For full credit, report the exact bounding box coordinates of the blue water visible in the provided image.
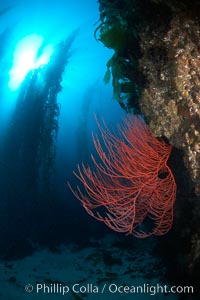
[0,1,196,299]
[0,0,123,266]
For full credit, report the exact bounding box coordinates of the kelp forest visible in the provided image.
[0,30,77,257]
[0,1,200,299]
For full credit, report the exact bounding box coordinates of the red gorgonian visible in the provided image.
[69,115,176,237]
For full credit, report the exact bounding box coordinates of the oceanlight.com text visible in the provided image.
[24,282,194,296]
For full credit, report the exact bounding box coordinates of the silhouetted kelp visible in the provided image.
[0,32,77,258]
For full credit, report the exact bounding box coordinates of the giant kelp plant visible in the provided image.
[96,0,200,295]
[0,33,76,258]
[5,34,75,193]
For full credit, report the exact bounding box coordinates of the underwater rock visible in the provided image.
[139,15,200,197]
[96,0,200,294]
[97,0,200,196]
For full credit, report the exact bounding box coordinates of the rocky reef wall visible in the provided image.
[96,0,200,294]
